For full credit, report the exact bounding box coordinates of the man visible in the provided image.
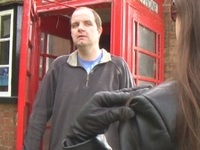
[22,7,134,150]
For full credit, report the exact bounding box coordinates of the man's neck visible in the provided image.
[77,47,101,61]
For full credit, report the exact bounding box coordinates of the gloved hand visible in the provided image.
[63,85,152,147]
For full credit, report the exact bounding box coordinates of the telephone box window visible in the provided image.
[138,80,155,86]
[139,53,155,78]
[40,33,72,78]
[0,9,13,96]
[139,25,156,53]
[133,19,162,86]
[46,57,54,72]
[48,34,71,56]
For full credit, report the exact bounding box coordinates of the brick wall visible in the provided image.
[0,104,17,150]
[163,0,177,79]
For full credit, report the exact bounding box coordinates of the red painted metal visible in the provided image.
[40,15,71,38]
[36,0,112,16]
[29,2,41,113]
[17,0,41,149]
[16,0,31,149]
[110,0,126,57]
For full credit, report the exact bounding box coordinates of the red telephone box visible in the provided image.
[17,0,164,149]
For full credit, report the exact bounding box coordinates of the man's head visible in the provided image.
[70,7,103,48]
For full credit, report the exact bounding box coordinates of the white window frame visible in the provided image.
[0,9,14,97]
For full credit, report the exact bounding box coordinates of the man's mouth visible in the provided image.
[77,35,86,38]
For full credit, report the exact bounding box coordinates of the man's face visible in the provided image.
[70,8,102,48]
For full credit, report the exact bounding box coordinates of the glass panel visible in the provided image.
[0,41,9,64]
[0,14,11,38]
[138,80,155,87]
[25,76,30,102]
[29,21,33,40]
[134,21,137,46]
[46,57,54,72]
[39,56,43,78]
[139,53,155,78]
[132,50,136,75]
[158,34,160,55]
[40,33,45,53]
[27,47,31,71]
[48,35,71,56]
[158,59,160,80]
[0,67,9,91]
[139,25,156,53]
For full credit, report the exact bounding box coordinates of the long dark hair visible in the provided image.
[174,0,200,149]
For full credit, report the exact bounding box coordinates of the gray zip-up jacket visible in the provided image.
[22,49,134,150]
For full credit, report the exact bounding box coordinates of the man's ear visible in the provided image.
[98,27,103,35]
[98,27,103,39]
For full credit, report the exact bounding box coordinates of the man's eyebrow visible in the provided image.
[71,19,93,25]
[71,21,79,25]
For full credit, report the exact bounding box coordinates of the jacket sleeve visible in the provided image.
[63,135,112,150]
[22,62,57,150]
[119,81,177,150]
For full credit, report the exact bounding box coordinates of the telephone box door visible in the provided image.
[17,0,40,149]
[125,0,164,85]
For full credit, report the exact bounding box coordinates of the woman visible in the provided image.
[62,0,200,149]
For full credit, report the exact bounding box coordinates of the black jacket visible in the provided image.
[64,81,178,150]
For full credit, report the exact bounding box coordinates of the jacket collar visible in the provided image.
[67,49,111,66]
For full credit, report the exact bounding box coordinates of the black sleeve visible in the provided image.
[62,135,112,150]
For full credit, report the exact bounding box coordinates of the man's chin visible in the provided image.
[76,42,88,47]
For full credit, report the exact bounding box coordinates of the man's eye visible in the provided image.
[85,22,92,26]
[72,24,78,28]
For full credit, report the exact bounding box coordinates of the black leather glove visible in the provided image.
[63,85,152,148]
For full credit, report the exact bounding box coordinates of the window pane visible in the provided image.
[40,33,45,53]
[132,50,136,75]
[134,21,138,46]
[139,53,155,78]
[0,67,9,91]
[0,41,9,64]
[139,25,156,53]
[0,10,13,96]
[39,56,44,78]
[48,35,71,56]
[138,80,155,87]
[0,15,11,38]
[27,47,31,71]
[46,57,54,72]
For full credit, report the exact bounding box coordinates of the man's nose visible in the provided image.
[78,23,85,31]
